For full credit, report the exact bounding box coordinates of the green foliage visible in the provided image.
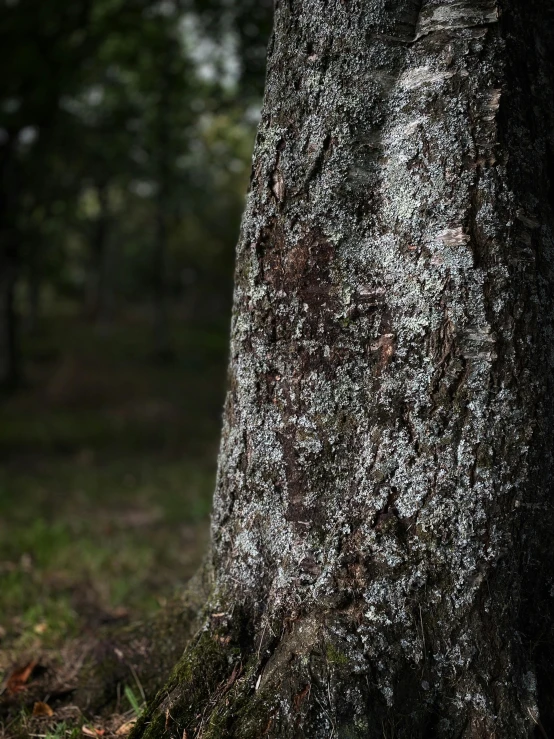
[44,722,82,739]
[1,0,272,348]
[125,685,143,716]
[325,642,350,666]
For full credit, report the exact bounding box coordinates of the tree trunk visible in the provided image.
[85,183,114,325]
[152,47,172,361]
[0,247,18,392]
[152,193,171,359]
[25,269,40,335]
[24,243,43,335]
[132,1,554,737]
[0,135,20,392]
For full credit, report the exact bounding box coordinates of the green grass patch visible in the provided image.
[0,308,225,671]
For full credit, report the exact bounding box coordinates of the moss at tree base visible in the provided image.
[130,598,546,739]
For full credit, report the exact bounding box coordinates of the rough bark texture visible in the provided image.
[133,1,554,737]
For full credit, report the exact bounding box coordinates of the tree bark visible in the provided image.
[133,1,554,737]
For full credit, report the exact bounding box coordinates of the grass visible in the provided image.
[0,458,213,651]
[44,722,82,739]
[0,307,228,710]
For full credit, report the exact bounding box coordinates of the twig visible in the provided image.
[257,622,267,660]
[527,706,549,739]
[419,605,426,661]
[129,662,146,703]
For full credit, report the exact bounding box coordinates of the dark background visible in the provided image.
[0,0,272,675]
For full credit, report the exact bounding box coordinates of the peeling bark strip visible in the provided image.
[133,1,554,737]
[414,1,499,40]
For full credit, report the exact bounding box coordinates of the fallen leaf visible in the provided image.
[111,606,129,619]
[116,719,137,735]
[82,728,105,737]
[33,701,54,718]
[6,659,38,694]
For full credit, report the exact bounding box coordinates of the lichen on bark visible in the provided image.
[132,0,554,736]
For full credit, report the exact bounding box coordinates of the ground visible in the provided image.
[0,306,227,738]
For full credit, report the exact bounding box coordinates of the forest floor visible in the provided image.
[0,307,228,738]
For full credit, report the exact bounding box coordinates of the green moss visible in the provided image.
[132,615,247,739]
[325,642,350,666]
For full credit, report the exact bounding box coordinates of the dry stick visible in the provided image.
[129,662,146,703]
[527,706,550,739]
[257,622,268,660]
[419,605,426,662]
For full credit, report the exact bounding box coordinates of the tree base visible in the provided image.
[130,598,549,739]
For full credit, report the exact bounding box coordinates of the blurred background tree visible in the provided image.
[0,0,273,387]
[0,0,272,717]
